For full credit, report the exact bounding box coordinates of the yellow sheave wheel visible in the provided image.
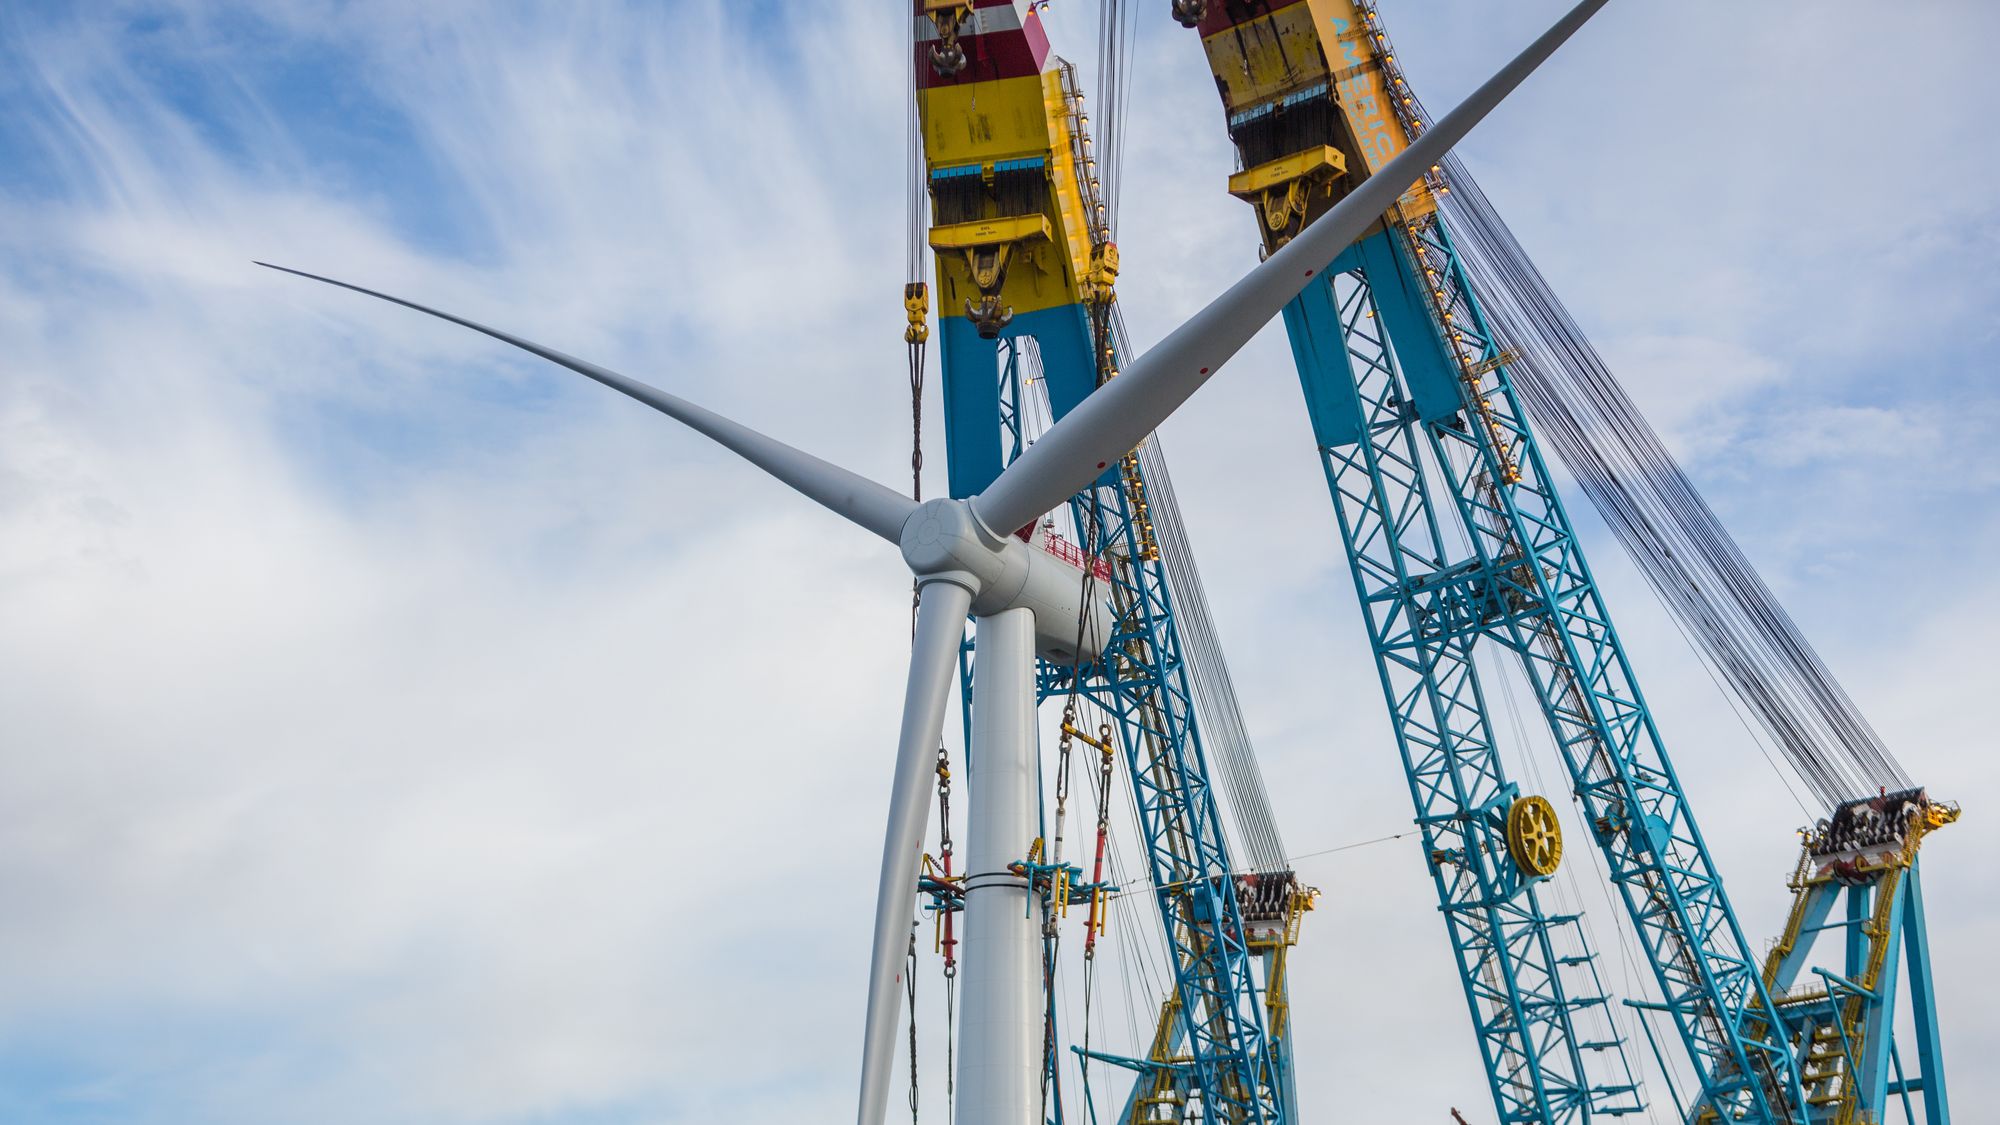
[1506,795,1564,878]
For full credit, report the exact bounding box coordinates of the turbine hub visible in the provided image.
[899,497,1113,666]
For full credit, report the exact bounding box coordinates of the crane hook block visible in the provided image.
[1084,241,1119,307]
[904,282,930,345]
[925,2,972,76]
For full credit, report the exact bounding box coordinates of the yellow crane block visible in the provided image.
[916,68,1095,330]
[1196,0,1436,241]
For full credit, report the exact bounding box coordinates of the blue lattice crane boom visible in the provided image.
[1172,1,1957,1122]
[1428,148,1958,1125]
[909,5,1288,1118]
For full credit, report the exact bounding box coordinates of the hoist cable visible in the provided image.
[1093,0,1134,234]
[904,6,928,629]
[1138,429,1288,871]
[1364,47,1909,811]
[904,25,925,286]
[1431,149,1910,808]
[1486,646,1664,1122]
[1089,296,1288,873]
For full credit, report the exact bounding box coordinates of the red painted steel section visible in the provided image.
[913,0,1049,90]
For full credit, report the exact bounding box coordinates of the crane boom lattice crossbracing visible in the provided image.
[1171,1,1956,1123]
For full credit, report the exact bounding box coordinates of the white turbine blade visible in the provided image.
[258,263,918,544]
[856,578,974,1125]
[970,0,1611,537]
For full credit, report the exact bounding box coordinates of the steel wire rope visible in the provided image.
[1453,484,1687,1122]
[1028,26,1301,1105]
[904,28,925,286]
[1104,299,1290,873]
[1024,356,1272,1016]
[1104,828,1417,902]
[1072,687,1124,1123]
[901,23,945,1117]
[1380,39,1841,1110]
[1428,150,1909,808]
[1387,57,1905,808]
[1093,0,1136,235]
[1450,233,1852,805]
[1035,373,1284,1117]
[1081,0,1288,874]
[907,923,921,1123]
[1140,431,1288,869]
[1082,689,1171,1016]
[1073,692,1173,1113]
[1043,903,1073,1122]
[1106,830,1167,1039]
[1021,329,1164,1122]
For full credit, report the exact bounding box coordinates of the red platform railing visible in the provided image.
[1038,532,1114,581]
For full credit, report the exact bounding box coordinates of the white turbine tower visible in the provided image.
[261,3,1609,1120]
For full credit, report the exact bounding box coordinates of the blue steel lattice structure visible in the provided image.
[1175,0,1969,1117]
[1402,214,1810,1121]
[939,303,1286,1124]
[1273,208,1814,1121]
[915,2,1952,1121]
[1748,789,1955,1124]
[1290,234,1645,1124]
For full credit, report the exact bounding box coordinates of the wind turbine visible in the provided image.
[259,2,1609,1121]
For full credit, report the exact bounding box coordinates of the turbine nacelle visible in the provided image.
[900,497,1114,666]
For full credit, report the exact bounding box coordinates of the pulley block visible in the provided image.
[1505,794,1563,878]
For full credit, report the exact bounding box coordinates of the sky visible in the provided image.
[1,1,1997,1122]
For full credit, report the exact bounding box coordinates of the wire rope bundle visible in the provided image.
[1430,151,1911,809]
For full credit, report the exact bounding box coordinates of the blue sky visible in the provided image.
[1,1,1996,1122]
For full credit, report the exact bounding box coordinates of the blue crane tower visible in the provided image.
[908,4,1309,1120]
[1175,1,1957,1123]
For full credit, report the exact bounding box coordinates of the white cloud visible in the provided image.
[1752,403,1946,470]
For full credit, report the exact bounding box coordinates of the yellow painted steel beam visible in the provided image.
[927,213,1054,251]
[1226,145,1347,201]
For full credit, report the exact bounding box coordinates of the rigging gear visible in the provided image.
[925,2,971,76]
[959,243,1017,338]
[935,747,960,976]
